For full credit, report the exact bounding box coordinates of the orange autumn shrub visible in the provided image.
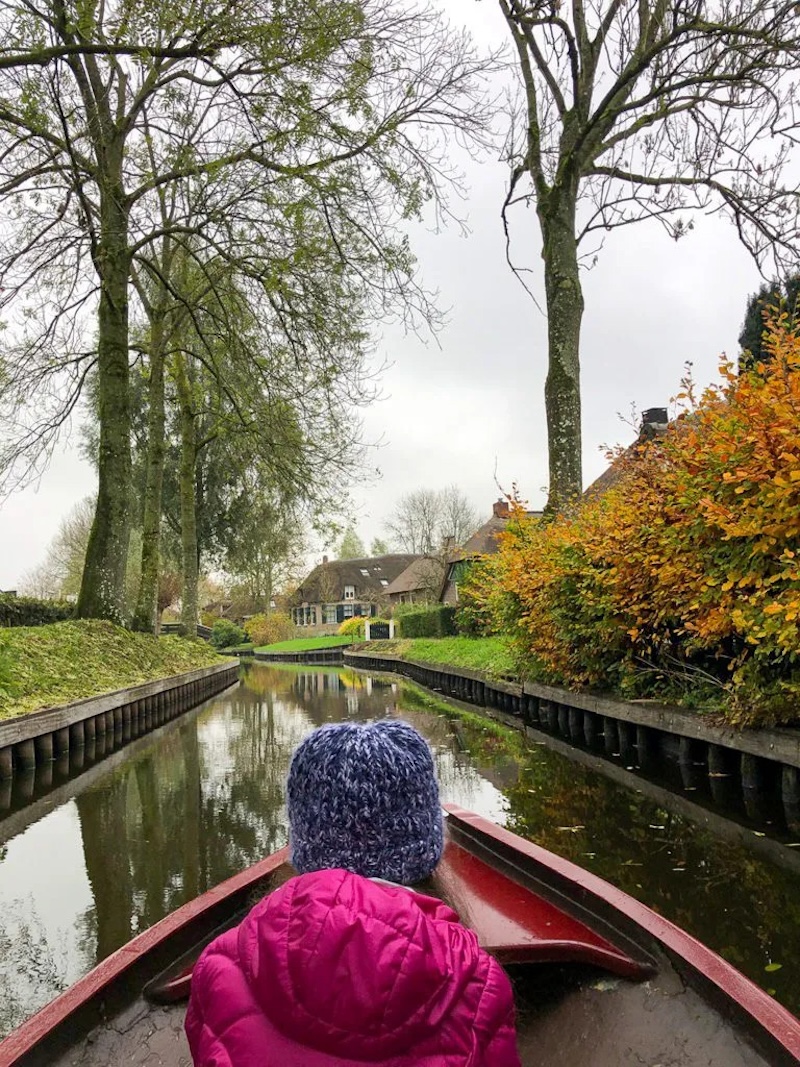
[244,612,294,647]
[480,317,800,726]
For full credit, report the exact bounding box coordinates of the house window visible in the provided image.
[380,579,388,587]
[360,568,370,577]
[324,605,337,625]
[344,585,355,600]
[343,604,354,618]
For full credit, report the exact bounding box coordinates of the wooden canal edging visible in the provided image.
[0,660,239,784]
[343,649,800,832]
[253,646,348,666]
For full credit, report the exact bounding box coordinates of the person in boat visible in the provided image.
[185,718,521,1066]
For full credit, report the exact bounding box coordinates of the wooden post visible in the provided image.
[15,738,36,770]
[0,746,13,779]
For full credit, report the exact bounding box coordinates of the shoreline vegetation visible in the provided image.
[255,635,354,653]
[0,620,227,722]
[220,635,355,655]
[362,637,517,680]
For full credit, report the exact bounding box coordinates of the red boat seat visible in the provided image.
[436,840,651,980]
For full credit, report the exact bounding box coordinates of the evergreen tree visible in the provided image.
[337,527,366,560]
[739,274,800,371]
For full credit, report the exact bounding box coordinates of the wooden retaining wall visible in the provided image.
[253,647,346,665]
[343,650,800,831]
[0,660,240,783]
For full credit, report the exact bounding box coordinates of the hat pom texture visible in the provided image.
[287,720,444,885]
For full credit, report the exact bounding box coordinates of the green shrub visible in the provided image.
[210,618,246,649]
[0,594,74,628]
[396,605,457,639]
[338,616,366,639]
[455,559,500,636]
[245,612,294,647]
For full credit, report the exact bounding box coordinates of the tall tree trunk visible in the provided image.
[540,190,584,513]
[77,169,132,622]
[174,354,198,637]
[132,315,167,633]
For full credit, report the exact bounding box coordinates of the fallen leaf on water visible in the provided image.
[556,825,585,833]
[753,831,766,837]
[765,963,782,973]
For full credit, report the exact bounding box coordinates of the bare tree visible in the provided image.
[386,485,480,553]
[19,495,141,610]
[499,0,800,509]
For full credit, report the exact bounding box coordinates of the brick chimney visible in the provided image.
[492,499,510,519]
[322,555,328,565]
[640,407,669,439]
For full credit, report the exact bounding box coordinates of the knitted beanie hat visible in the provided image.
[287,719,444,886]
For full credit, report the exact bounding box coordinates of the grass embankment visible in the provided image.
[363,636,517,680]
[254,635,354,653]
[0,619,227,721]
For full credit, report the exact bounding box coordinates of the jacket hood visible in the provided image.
[238,868,484,1059]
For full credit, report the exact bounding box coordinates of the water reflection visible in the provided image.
[0,662,799,1037]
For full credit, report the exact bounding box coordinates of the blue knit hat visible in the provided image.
[287,719,443,885]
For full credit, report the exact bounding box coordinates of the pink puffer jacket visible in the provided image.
[185,867,521,1066]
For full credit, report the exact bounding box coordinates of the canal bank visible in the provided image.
[0,660,239,784]
[344,648,800,833]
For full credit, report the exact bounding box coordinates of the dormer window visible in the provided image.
[344,584,355,600]
[360,568,370,576]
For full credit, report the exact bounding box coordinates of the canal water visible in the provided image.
[1,661,799,1039]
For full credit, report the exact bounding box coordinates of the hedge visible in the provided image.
[0,594,74,628]
[395,604,457,639]
[460,315,800,726]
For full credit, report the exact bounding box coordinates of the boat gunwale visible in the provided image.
[445,804,800,1063]
[0,847,290,1066]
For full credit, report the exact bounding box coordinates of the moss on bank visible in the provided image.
[0,619,228,721]
[363,636,517,680]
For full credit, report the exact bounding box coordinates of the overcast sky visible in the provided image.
[0,1,762,589]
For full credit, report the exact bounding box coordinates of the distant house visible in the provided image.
[441,500,543,605]
[289,554,419,627]
[384,556,446,606]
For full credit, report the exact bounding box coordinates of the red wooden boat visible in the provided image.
[1,804,799,1067]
